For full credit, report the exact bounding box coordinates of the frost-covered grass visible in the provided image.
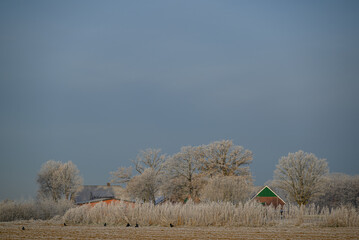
[0,198,74,221]
[321,205,359,227]
[3,198,357,227]
[63,201,359,227]
[65,201,275,227]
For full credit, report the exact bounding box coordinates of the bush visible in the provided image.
[0,198,74,221]
[321,205,359,227]
[200,176,252,204]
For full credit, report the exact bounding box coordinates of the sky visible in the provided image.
[0,0,358,201]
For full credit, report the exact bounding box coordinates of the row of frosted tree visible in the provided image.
[111,140,253,205]
[35,140,359,208]
[109,140,358,207]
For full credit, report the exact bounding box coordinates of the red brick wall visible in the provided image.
[254,196,285,208]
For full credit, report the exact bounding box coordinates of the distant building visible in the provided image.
[154,196,167,205]
[75,183,133,206]
[252,185,285,208]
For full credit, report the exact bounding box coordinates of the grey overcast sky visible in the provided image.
[1,0,358,200]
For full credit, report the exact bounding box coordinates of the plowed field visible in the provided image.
[1,221,358,239]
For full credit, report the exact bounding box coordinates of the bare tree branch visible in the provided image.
[110,166,133,186]
[132,148,166,174]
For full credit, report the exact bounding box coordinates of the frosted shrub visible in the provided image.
[0,200,34,221]
[36,198,75,219]
[0,199,74,221]
[322,205,359,227]
[201,176,252,204]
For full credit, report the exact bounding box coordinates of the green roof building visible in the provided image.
[252,185,285,208]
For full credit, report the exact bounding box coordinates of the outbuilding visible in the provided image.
[75,183,134,207]
[252,185,285,208]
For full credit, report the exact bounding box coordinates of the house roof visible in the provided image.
[251,185,286,204]
[76,198,115,205]
[75,185,125,204]
[155,196,166,205]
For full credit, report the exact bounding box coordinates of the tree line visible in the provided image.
[110,140,253,204]
[36,140,359,208]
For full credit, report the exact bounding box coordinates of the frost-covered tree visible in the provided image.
[312,173,359,208]
[59,161,83,201]
[110,166,133,186]
[37,160,63,201]
[37,160,82,201]
[126,168,160,204]
[273,150,329,205]
[110,149,166,204]
[201,175,252,204]
[162,146,202,199]
[160,176,189,202]
[133,148,166,174]
[199,140,253,177]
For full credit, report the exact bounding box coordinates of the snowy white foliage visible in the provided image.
[110,149,166,203]
[162,146,203,200]
[198,140,253,177]
[0,198,74,221]
[110,166,133,186]
[274,150,329,205]
[133,148,166,174]
[312,173,359,208]
[110,141,254,204]
[63,200,359,227]
[201,175,253,204]
[37,160,83,201]
[64,201,278,227]
[126,168,161,203]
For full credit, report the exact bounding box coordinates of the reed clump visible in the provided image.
[63,201,359,227]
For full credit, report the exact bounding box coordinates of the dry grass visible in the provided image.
[63,201,359,227]
[1,220,359,240]
[321,205,359,227]
[2,198,358,229]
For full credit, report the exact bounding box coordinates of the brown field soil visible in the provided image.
[1,221,358,240]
